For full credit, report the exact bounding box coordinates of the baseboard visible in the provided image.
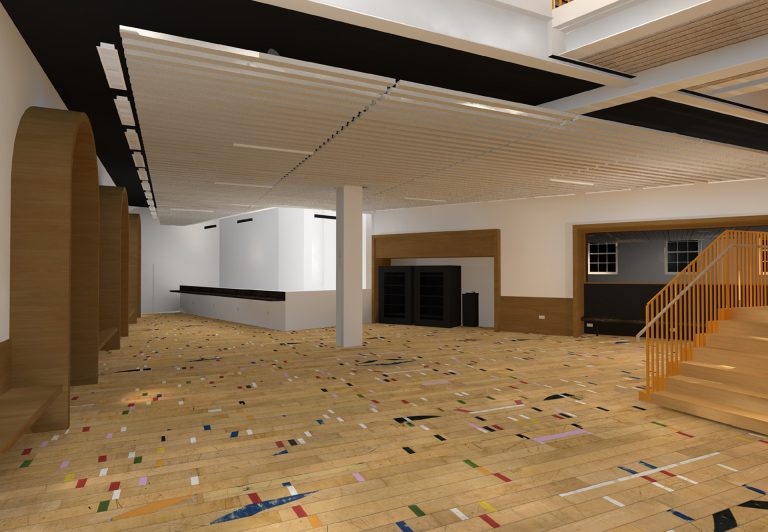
[497,296,573,336]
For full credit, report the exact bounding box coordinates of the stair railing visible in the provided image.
[637,230,768,399]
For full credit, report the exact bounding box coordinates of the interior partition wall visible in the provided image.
[372,229,500,329]
[572,215,768,337]
[128,213,141,323]
[99,186,128,350]
[10,107,101,429]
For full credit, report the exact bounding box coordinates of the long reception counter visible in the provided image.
[172,286,372,331]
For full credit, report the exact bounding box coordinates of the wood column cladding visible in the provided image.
[99,186,128,350]
[128,213,142,323]
[10,107,101,429]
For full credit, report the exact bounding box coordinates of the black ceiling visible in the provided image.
[2,0,601,206]
[588,97,768,153]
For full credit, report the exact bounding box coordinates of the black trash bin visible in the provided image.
[462,292,479,327]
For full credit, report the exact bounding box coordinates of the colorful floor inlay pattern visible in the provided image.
[0,314,767,530]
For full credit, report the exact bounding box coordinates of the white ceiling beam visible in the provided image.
[706,76,768,98]
[254,0,631,86]
[541,34,768,115]
[662,91,768,125]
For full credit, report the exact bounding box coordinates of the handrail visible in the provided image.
[640,230,768,399]
[635,242,734,340]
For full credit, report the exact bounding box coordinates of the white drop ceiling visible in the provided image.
[121,26,768,225]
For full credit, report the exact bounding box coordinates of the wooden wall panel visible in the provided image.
[374,230,499,259]
[70,124,100,386]
[99,187,126,350]
[497,296,573,336]
[0,340,9,395]
[120,197,129,336]
[8,107,98,431]
[128,214,141,323]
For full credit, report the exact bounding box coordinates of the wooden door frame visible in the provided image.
[372,229,501,329]
[572,215,768,336]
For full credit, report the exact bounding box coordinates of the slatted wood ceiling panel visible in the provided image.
[572,2,768,74]
[122,28,768,224]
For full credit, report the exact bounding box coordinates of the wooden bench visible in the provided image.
[0,386,62,453]
[582,316,645,336]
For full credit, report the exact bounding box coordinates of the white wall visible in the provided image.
[0,5,65,342]
[219,208,280,290]
[219,207,369,293]
[303,210,337,291]
[391,258,494,327]
[133,207,219,313]
[97,159,116,187]
[278,209,307,291]
[374,179,768,300]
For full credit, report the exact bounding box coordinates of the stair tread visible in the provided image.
[696,345,768,356]
[721,319,768,328]
[694,346,768,363]
[667,375,768,401]
[712,333,768,342]
[653,390,768,422]
[683,359,749,371]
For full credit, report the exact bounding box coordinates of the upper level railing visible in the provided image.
[636,230,768,399]
[553,0,575,7]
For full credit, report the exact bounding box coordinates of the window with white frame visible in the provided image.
[666,240,699,273]
[588,242,617,274]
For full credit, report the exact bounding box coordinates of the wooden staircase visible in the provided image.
[639,230,768,433]
[650,307,768,434]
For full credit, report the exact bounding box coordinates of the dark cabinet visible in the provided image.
[379,266,461,328]
[414,266,461,327]
[379,266,413,324]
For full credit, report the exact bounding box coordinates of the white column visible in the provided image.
[336,185,363,347]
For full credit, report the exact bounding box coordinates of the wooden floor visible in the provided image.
[1,314,767,531]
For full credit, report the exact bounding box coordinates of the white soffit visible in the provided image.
[121,26,768,224]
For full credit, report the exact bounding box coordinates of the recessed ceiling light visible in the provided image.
[550,178,594,186]
[707,177,766,184]
[170,208,215,213]
[233,143,313,156]
[643,183,695,190]
[461,101,527,116]
[533,193,576,199]
[214,181,273,189]
[137,168,148,181]
[586,188,632,195]
[403,197,447,203]
[141,182,152,192]
[96,43,126,90]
